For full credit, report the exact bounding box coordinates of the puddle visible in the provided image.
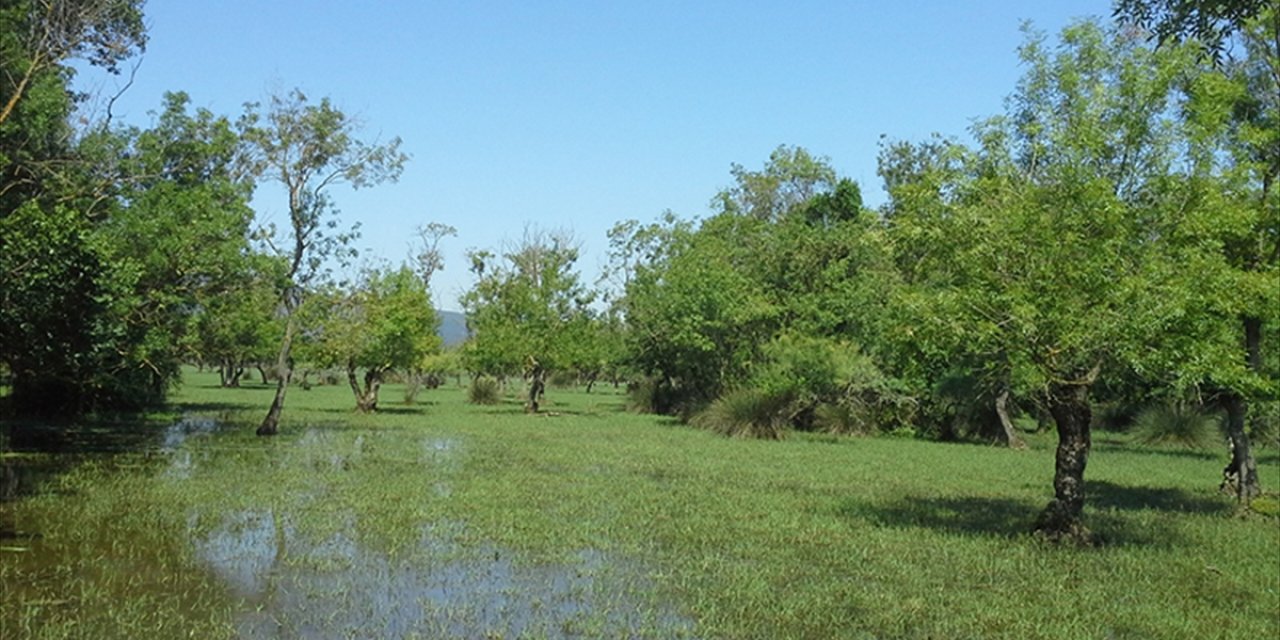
[196,511,697,639]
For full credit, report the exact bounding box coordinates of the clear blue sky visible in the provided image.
[78,0,1114,310]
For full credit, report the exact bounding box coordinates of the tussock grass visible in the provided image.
[1134,403,1220,449]
[467,376,501,405]
[1,370,1278,639]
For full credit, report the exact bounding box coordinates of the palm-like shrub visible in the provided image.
[468,376,501,405]
[1133,403,1218,449]
[693,387,793,440]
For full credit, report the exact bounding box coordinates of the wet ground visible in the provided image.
[0,415,697,639]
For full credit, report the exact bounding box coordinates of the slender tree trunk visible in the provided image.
[257,318,296,436]
[995,389,1027,449]
[257,365,269,385]
[1034,382,1093,543]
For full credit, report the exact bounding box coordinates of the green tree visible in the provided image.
[461,229,594,412]
[1113,0,1267,59]
[881,20,1213,541]
[1,90,255,412]
[240,88,407,434]
[0,0,146,127]
[311,266,440,412]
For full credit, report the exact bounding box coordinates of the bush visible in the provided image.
[468,376,501,405]
[693,387,793,440]
[814,401,877,436]
[1133,403,1219,449]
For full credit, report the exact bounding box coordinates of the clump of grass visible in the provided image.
[693,387,791,440]
[1133,403,1218,449]
[468,376,501,405]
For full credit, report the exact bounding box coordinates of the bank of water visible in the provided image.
[1,415,696,639]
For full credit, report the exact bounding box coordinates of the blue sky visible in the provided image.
[79,0,1114,310]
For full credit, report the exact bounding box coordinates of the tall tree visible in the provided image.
[881,20,1211,541]
[0,0,146,127]
[240,88,407,435]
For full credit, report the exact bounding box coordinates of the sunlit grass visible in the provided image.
[2,369,1278,638]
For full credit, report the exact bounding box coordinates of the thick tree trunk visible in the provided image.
[1221,392,1261,502]
[527,365,545,413]
[346,363,383,413]
[258,318,296,436]
[995,389,1027,449]
[1034,382,1093,543]
[1218,316,1264,501]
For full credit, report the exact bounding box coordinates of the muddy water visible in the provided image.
[1,415,698,639]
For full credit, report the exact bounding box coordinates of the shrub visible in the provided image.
[693,387,793,440]
[1133,403,1219,449]
[814,401,877,436]
[468,376,501,405]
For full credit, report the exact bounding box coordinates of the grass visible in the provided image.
[2,369,1278,638]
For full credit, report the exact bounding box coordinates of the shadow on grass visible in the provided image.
[840,490,1197,547]
[1089,479,1232,515]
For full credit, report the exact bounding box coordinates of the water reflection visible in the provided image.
[196,511,697,639]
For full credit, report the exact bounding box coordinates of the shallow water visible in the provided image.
[2,414,698,639]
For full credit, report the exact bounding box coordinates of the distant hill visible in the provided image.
[438,310,469,347]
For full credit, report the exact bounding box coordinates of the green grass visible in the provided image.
[2,370,1278,638]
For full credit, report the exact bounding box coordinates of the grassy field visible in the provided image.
[2,370,1278,638]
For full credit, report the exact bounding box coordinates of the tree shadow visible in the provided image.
[840,491,1190,547]
[1088,479,1232,515]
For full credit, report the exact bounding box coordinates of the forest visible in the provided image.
[0,0,1277,554]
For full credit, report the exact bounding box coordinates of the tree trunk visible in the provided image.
[995,389,1027,449]
[1034,382,1093,544]
[346,362,383,413]
[1221,392,1261,502]
[1218,316,1264,501]
[257,318,296,436]
[257,365,269,385]
[527,365,545,413]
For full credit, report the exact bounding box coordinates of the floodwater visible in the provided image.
[1,415,697,639]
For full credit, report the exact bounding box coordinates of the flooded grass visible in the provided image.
[2,372,1278,638]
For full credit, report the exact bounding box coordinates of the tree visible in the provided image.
[1113,0,1267,59]
[0,0,146,127]
[1171,6,1279,500]
[310,266,440,412]
[240,88,407,434]
[880,20,1212,541]
[713,144,837,222]
[461,229,594,412]
[1,90,255,412]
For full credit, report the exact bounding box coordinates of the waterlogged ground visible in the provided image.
[2,373,1279,638]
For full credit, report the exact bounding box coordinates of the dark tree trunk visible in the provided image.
[219,360,241,388]
[995,389,1027,449]
[258,318,296,436]
[1219,316,1264,501]
[1221,392,1261,501]
[585,372,597,394]
[526,364,545,413]
[257,365,269,385]
[1034,382,1093,544]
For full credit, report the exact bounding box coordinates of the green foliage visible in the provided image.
[461,229,594,404]
[468,376,501,405]
[1133,402,1221,449]
[692,387,792,440]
